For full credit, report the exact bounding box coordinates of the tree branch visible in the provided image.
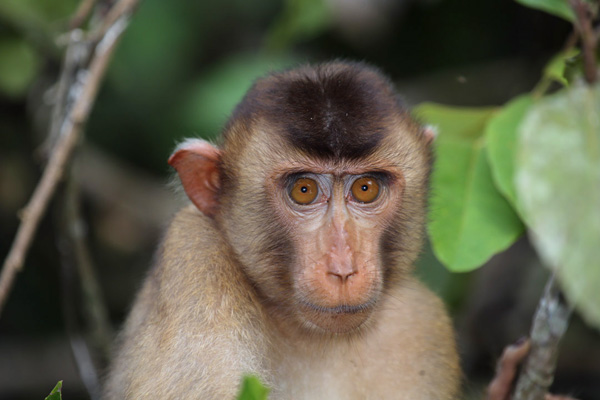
[70,0,99,29]
[513,276,572,400]
[0,0,140,316]
[569,0,598,84]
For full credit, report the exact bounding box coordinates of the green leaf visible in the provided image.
[45,381,63,400]
[515,0,575,22]
[485,95,534,207]
[0,38,40,98]
[416,103,524,272]
[516,83,600,329]
[237,375,269,400]
[543,48,580,86]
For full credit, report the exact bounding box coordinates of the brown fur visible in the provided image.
[103,62,461,399]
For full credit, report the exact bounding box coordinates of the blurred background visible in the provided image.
[0,0,598,399]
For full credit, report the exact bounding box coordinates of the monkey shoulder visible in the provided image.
[153,204,264,321]
[105,205,269,398]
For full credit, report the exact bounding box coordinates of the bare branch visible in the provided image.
[89,0,139,42]
[70,0,99,29]
[513,276,572,400]
[0,0,140,316]
[58,171,112,400]
[569,0,598,84]
[60,168,113,357]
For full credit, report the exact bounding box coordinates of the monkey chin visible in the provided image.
[299,301,376,334]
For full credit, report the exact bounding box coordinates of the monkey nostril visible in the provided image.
[327,270,357,284]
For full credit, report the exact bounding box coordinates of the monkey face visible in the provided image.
[174,62,432,336]
[277,169,404,333]
[217,126,426,335]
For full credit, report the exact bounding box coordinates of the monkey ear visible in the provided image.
[168,139,222,218]
[422,125,438,144]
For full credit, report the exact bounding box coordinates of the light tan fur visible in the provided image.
[104,205,460,399]
[104,62,461,399]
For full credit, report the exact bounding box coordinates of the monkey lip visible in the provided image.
[298,299,376,333]
[301,300,375,315]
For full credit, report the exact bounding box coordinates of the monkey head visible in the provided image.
[169,62,432,334]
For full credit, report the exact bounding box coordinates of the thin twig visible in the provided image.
[0,0,138,316]
[89,0,139,42]
[58,171,112,400]
[0,96,82,313]
[569,0,598,84]
[562,29,579,53]
[58,215,102,400]
[513,276,572,400]
[41,29,89,158]
[70,0,99,29]
[60,167,113,358]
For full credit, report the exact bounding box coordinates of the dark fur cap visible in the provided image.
[224,61,407,159]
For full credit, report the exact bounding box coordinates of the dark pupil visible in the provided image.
[361,184,368,191]
[301,186,308,193]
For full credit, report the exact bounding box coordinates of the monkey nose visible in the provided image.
[326,264,357,284]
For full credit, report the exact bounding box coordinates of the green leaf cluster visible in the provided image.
[421,0,600,329]
[415,104,524,273]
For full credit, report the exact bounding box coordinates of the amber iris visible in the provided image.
[290,178,319,204]
[351,176,380,203]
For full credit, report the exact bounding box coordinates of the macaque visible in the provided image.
[103,61,461,399]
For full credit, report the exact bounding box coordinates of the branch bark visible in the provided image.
[569,0,598,84]
[512,276,572,400]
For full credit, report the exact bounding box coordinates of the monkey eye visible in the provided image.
[290,177,319,205]
[351,176,380,203]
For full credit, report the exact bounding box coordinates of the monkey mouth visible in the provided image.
[301,300,375,315]
[298,299,376,333]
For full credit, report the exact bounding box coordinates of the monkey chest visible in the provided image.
[269,336,436,400]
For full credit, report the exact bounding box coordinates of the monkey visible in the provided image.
[103,61,461,399]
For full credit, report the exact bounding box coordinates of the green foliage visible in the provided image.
[423,83,600,328]
[485,95,534,208]
[181,53,296,139]
[0,0,78,26]
[542,48,580,87]
[422,74,600,329]
[0,38,40,97]
[108,0,194,100]
[514,0,575,22]
[265,0,332,52]
[45,381,62,400]
[516,83,600,329]
[237,375,270,400]
[420,0,600,329]
[416,104,524,272]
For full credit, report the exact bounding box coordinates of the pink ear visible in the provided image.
[168,139,221,218]
[423,125,438,144]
